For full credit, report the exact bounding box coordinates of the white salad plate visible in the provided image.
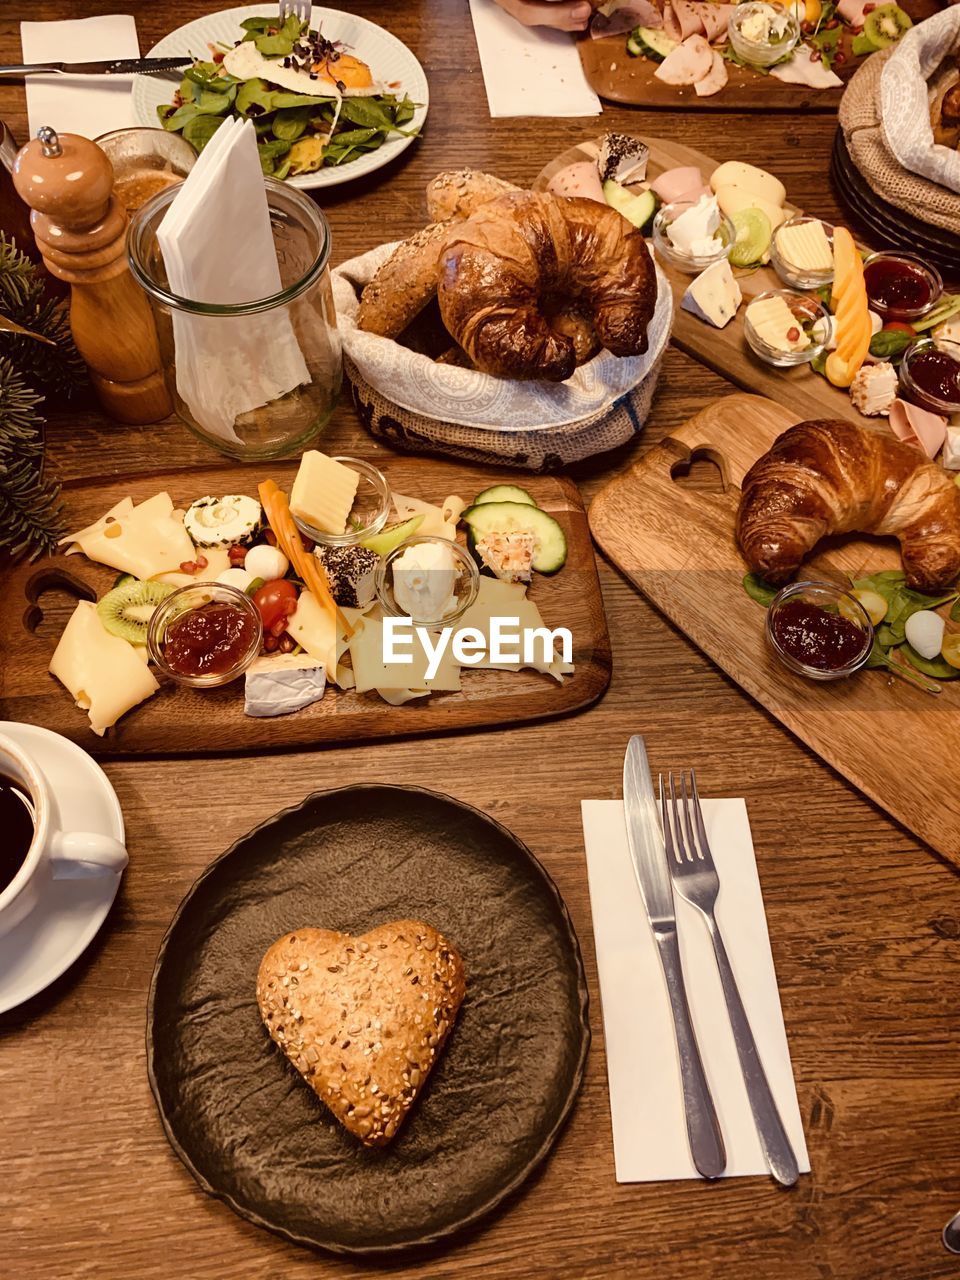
[133,5,429,191]
[0,722,125,1015]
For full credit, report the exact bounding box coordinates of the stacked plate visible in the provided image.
[831,130,960,286]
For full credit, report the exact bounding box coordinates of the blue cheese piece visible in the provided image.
[941,424,960,471]
[681,260,742,329]
[244,653,327,718]
[597,133,649,185]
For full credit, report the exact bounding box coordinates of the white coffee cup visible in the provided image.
[0,732,128,937]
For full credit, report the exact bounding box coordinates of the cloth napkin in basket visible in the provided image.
[468,0,601,118]
[581,798,810,1182]
[880,8,960,196]
[20,15,139,140]
[156,117,310,445]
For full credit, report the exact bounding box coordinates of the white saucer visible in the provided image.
[0,722,125,1015]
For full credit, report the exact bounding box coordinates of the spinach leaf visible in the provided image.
[337,97,400,130]
[237,78,278,117]
[270,91,336,109]
[742,572,779,607]
[951,598,960,623]
[195,86,236,115]
[868,329,913,361]
[272,106,313,141]
[901,643,960,679]
[158,103,198,132]
[183,114,226,152]
[239,16,272,32]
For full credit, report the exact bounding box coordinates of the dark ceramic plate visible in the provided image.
[146,784,590,1257]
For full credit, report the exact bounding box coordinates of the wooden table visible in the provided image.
[2,5,959,1278]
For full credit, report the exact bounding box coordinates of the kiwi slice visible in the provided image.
[863,3,912,48]
[728,208,773,268]
[97,578,174,645]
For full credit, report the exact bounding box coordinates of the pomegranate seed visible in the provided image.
[825,16,838,27]
[279,633,296,653]
[863,3,875,11]
[300,535,315,553]
[264,529,278,547]
[196,554,208,570]
[264,634,279,652]
[835,49,846,63]
[179,560,197,573]
[228,544,247,565]
[787,326,801,342]
[810,47,821,58]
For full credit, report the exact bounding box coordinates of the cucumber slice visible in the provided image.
[461,501,567,575]
[637,26,678,60]
[626,32,645,57]
[603,179,658,232]
[359,514,425,556]
[472,484,537,507]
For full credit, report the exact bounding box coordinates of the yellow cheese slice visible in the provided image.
[456,579,575,681]
[59,492,196,580]
[286,588,338,680]
[49,601,159,736]
[289,451,359,534]
[709,161,786,208]
[347,614,461,694]
[391,493,466,541]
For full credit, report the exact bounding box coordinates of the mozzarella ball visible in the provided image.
[216,567,254,592]
[245,543,289,582]
[904,610,945,661]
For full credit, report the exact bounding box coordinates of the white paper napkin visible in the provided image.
[468,0,601,118]
[20,15,139,140]
[580,798,809,1182]
[156,117,311,444]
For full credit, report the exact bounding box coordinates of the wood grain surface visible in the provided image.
[0,462,608,755]
[576,0,941,111]
[589,391,960,865]
[2,3,960,1280]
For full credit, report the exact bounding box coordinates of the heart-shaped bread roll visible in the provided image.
[256,920,466,1147]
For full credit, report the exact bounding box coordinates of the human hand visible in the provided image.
[492,0,593,33]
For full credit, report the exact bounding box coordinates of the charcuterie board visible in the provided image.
[589,392,960,867]
[577,0,938,110]
[537,135,885,429]
[0,458,610,757]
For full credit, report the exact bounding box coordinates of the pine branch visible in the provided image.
[0,234,86,399]
[0,357,63,561]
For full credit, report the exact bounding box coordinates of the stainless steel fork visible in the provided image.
[279,0,312,28]
[662,771,800,1187]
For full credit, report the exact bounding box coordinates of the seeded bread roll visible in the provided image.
[425,169,521,223]
[256,919,466,1147]
[358,221,454,338]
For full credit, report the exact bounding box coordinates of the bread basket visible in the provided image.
[331,242,673,471]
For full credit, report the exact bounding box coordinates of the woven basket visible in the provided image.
[345,351,665,471]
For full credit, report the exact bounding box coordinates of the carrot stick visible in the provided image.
[258,480,354,642]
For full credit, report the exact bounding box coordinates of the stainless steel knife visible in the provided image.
[623,735,726,1179]
[0,58,192,78]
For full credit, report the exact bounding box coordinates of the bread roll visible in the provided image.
[425,169,521,223]
[358,221,454,338]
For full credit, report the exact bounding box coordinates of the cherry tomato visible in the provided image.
[882,322,917,335]
[253,578,298,635]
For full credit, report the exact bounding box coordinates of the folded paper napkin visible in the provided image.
[331,244,672,430]
[580,798,810,1182]
[20,15,139,139]
[468,0,601,118]
[880,8,960,196]
[156,117,310,445]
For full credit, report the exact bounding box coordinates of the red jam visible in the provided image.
[770,600,866,671]
[905,347,960,410]
[863,257,936,319]
[162,601,258,678]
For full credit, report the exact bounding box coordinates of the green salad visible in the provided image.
[158,14,420,179]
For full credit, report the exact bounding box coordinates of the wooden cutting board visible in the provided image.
[589,392,960,867]
[0,459,610,758]
[577,0,938,110]
[536,136,883,431]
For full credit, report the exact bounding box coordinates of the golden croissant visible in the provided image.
[736,419,960,593]
[437,191,658,382]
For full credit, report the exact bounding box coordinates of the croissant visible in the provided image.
[437,191,658,382]
[736,418,960,593]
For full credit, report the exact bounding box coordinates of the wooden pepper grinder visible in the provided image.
[12,126,172,425]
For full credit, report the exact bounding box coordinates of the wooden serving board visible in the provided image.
[577,0,938,111]
[537,136,882,431]
[0,459,610,758]
[589,392,960,866]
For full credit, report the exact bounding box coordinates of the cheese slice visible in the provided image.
[709,161,786,208]
[59,492,196,580]
[347,614,461,694]
[153,544,231,588]
[49,601,159,736]
[714,187,786,233]
[681,260,741,329]
[286,588,338,679]
[774,220,832,273]
[244,653,327,718]
[456,579,575,681]
[289,451,359,534]
[746,295,810,353]
[391,493,466,541]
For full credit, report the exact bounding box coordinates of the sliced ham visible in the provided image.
[650,165,706,203]
[654,33,714,86]
[836,0,869,25]
[768,51,843,89]
[694,48,729,96]
[671,0,706,39]
[699,3,734,43]
[547,160,606,204]
[590,0,662,37]
[661,3,684,44]
[888,398,948,459]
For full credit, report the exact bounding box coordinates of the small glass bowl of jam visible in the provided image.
[899,337,960,416]
[291,457,391,549]
[766,581,873,682]
[147,583,263,688]
[862,252,942,323]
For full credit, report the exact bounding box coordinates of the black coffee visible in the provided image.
[0,773,35,894]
